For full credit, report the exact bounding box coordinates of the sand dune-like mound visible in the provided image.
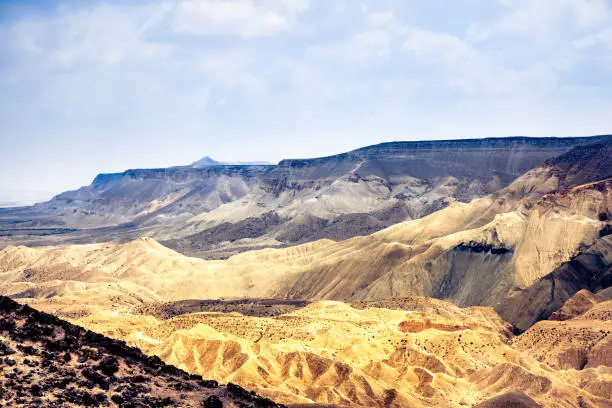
[0,140,611,406]
[473,391,542,408]
[0,237,302,302]
[7,137,599,259]
[4,141,612,319]
[549,289,607,321]
[499,234,612,331]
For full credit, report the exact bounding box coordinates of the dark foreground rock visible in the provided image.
[0,296,285,407]
[474,391,542,408]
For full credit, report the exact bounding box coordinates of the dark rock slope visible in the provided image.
[545,139,612,189]
[0,296,284,407]
[473,391,542,408]
[499,234,612,332]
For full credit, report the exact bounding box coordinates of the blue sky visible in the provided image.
[1,0,611,204]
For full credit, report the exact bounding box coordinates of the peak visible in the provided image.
[191,156,274,168]
[126,237,165,249]
[191,156,221,168]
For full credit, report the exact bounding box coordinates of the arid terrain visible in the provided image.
[5,0,612,403]
[0,295,284,407]
[5,290,612,407]
[1,136,611,407]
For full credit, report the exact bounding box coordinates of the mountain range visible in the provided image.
[2,136,608,258]
[1,134,611,407]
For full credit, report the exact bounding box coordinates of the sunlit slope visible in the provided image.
[245,176,609,308]
[21,296,610,408]
[1,179,609,321]
[0,139,610,407]
[0,237,287,301]
[1,141,611,328]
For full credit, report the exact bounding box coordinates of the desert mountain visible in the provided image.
[1,139,611,331]
[0,295,284,407]
[511,288,612,380]
[1,136,608,258]
[1,138,612,406]
[0,144,610,318]
[191,156,223,167]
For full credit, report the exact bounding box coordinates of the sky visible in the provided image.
[1,0,611,204]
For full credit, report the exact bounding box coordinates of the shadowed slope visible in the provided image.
[1,145,611,329]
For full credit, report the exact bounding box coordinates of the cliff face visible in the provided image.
[0,167,609,331]
[40,165,273,228]
[275,136,603,182]
[545,140,612,189]
[499,231,612,331]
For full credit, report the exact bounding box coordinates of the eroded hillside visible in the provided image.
[0,296,284,407]
[8,293,612,407]
[2,152,609,330]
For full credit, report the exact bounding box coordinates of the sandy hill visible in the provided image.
[0,295,284,407]
[511,289,612,402]
[0,138,611,406]
[0,237,610,406]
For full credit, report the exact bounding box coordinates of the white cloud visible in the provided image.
[402,27,571,95]
[196,50,266,93]
[470,0,612,43]
[573,27,612,50]
[172,0,309,37]
[400,0,612,96]
[5,4,169,70]
[1,0,612,203]
[366,11,394,27]
[402,28,494,94]
[307,29,390,60]
[566,0,611,28]
[403,29,475,65]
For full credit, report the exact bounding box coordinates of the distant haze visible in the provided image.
[1,0,611,204]
[0,190,58,207]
